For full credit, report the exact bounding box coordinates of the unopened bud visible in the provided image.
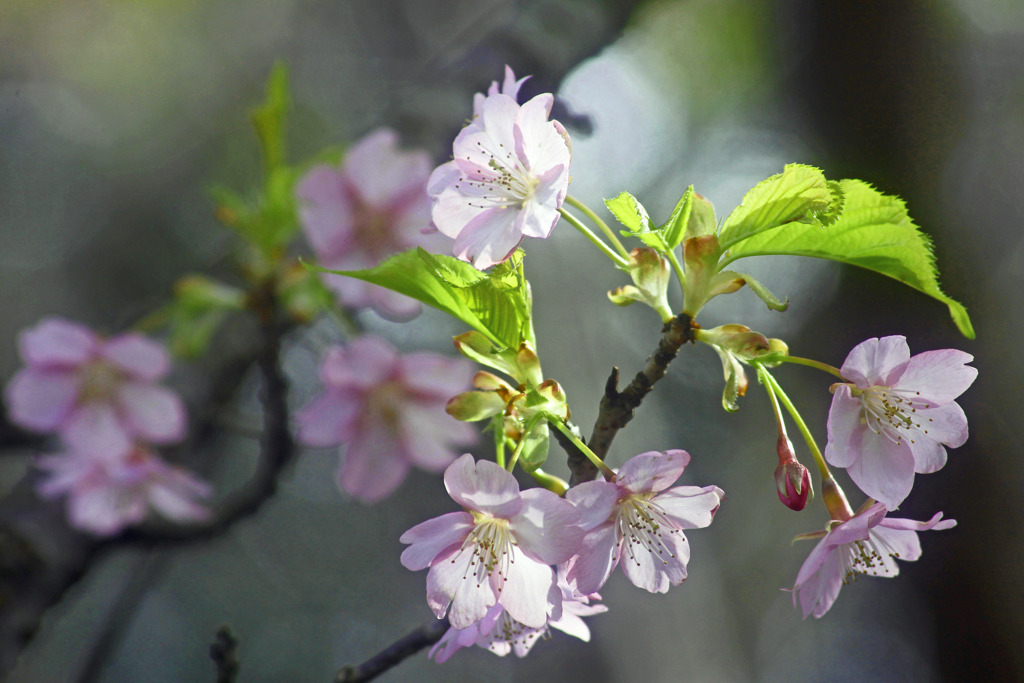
[774,458,812,511]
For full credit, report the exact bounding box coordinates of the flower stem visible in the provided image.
[774,355,845,379]
[507,412,546,472]
[757,367,831,480]
[548,416,616,480]
[664,247,687,292]
[565,195,630,259]
[559,208,629,267]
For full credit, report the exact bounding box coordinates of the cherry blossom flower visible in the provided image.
[825,336,977,509]
[564,450,723,595]
[296,128,445,319]
[792,501,956,619]
[428,67,572,270]
[36,444,211,536]
[429,569,606,663]
[472,65,529,117]
[295,336,477,503]
[5,318,186,458]
[400,454,584,629]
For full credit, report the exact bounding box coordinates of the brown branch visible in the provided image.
[572,312,696,483]
[210,625,240,683]
[335,617,449,683]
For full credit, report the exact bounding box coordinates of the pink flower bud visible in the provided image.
[774,436,812,511]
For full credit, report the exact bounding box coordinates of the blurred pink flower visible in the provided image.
[400,454,583,629]
[429,569,606,663]
[826,336,977,509]
[792,501,955,619]
[296,336,477,503]
[5,318,186,458]
[565,450,723,594]
[428,67,571,269]
[296,128,446,319]
[36,444,211,537]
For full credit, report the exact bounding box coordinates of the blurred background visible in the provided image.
[1,0,1021,681]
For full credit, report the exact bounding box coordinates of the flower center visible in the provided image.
[77,360,124,404]
[489,609,547,651]
[855,385,933,446]
[365,381,405,429]
[615,493,682,567]
[839,532,902,584]
[459,515,518,587]
[457,139,538,211]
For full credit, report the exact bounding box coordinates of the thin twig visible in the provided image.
[335,617,450,683]
[577,312,696,483]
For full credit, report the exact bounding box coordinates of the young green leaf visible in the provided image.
[719,164,839,249]
[660,185,694,249]
[312,248,534,348]
[723,179,974,338]
[606,192,669,251]
[251,61,290,176]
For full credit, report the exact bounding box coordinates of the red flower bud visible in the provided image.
[774,436,812,511]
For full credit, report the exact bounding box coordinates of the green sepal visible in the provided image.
[723,179,974,338]
[313,247,535,348]
[517,423,550,472]
[161,275,246,358]
[717,270,789,311]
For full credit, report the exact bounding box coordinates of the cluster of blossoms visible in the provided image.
[5,318,210,535]
[400,451,722,659]
[788,335,975,617]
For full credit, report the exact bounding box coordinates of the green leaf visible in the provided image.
[605,192,651,233]
[251,61,290,175]
[313,248,534,348]
[660,185,694,249]
[719,164,839,249]
[724,179,974,338]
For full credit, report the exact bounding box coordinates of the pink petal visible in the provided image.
[295,392,359,447]
[912,401,969,449]
[878,510,956,533]
[619,526,690,593]
[907,437,947,475]
[100,334,170,380]
[427,547,498,628]
[19,318,97,368]
[296,165,353,261]
[795,541,845,619]
[337,426,410,503]
[399,353,474,398]
[891,349,976,405]
[451,207,523,270]
[615,450,690,494]
[845,432,916,510]
[824,385,865,468]
[5,368,80,431]
[344,128,431,208]
[865,526,921,570]
[499,557,556,629]
[566,525,618,596]
[565,481,619,532]
[64,404,133,461]
[116,383,187,444]
[399,405,471,471]
[841,336,909,387]
[509,488,583,564]
[399,510,475,570]
[655,485,723,529]
[322,337,398,389]
[444,454,522,518]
